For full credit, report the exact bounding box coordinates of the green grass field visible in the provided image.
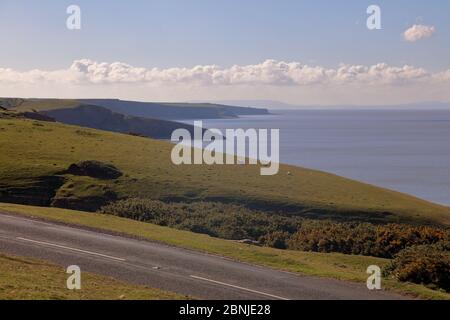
[1,118,449,225]
[1,203,448,300]
[0,252,186,300]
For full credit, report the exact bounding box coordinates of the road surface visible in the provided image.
[0,212,406,300]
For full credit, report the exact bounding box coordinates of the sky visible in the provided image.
[0,0,449,106]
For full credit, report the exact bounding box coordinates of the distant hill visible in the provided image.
[194,100,450,110]
[0,107,55,122]
[2,98,262,139]
[1,98,269,119]
[80,99,270,120]
[195,100,300,109]
[42,104,200,139]
[1,98,79,111]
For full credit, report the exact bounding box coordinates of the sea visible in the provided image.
[181,109,450,206]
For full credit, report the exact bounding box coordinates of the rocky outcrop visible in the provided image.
[60,161,123,180]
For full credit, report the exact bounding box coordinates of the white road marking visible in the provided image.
[190,275,289,300]
[16,237,126,262]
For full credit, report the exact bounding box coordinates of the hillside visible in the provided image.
[1,118,449,226]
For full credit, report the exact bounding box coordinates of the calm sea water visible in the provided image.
[182,109,450,206]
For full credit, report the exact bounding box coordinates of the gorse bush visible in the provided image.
[99,198,299,240]
[287,221,448,258]
[259,231,292,249]
[99,198,449,259]
[384,241,450,292]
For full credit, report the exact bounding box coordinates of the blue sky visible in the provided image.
[0,0,449,105]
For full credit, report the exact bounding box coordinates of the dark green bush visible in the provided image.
[99,198,298,240]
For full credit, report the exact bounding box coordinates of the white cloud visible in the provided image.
[1,59,449,105]
[0,59,442,87]
[403,24,435,42]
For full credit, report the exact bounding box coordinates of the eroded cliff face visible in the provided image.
[0,176,66,207]
[0,161,120,212]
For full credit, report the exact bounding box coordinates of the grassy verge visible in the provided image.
[0,253,186,300]
[1,203,448,300]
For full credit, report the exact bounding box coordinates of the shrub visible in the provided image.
[260,231,291,249]
[100,198,449,260]
[287,221,448,258]
[384,242,450,292]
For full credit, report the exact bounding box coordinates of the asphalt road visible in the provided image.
[0,212,406,300]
